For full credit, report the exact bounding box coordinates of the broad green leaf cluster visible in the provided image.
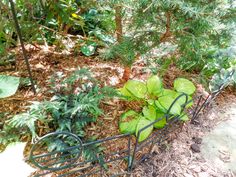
[119,75,196,142]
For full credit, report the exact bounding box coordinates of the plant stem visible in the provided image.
[115,5,123,42]
[160,11,172,42]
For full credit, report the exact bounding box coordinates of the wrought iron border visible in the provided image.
[191,69,235,123]
[29,133,132,177]
[28,70,235,176]
[27,93,205,176]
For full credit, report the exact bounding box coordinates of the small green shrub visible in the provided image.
[1,69,117,161]
[118,75,196,142]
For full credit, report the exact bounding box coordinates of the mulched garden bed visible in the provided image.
[1,45,211,176]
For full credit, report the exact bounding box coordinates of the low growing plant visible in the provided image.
[118,75,196,142]
[1,69,117,162]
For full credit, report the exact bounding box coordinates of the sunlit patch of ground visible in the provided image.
[201,103,236,174]
[0,142,35,177]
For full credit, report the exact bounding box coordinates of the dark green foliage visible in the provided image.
[98,0,236,87]
[100,37,136,66]
[128,0,235,71]
[1,69,117,158]
[0,0,115,55]
[83,141,105,164]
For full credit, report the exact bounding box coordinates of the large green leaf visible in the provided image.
[118,87,133,99]
[155,96,181,115]
[146,75,162,96]
[142,105,156,121]
[119,110,139,134]
[136,117,153,142]
[175,92,193,108]
[125,80,147,99]
[154,112,166,129]
[147,99,155,105]
[179,113,189,121]
[174,78,196,95]
[157,89,177,98]
[0,75,20,98]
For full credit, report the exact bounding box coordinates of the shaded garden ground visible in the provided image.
[0,46,235,176]
[1,45,194,145]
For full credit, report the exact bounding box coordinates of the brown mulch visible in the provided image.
[0,44,191,138]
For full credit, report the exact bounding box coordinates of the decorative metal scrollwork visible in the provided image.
[29,132,83,171]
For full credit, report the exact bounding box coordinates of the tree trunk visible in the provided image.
[160,11,171,42]
[122,66,131,82]
[115,5,123,43]
[115,5,131,82]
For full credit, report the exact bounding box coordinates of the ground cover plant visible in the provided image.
[0,69,117,161]
[118,75,195,142]
[1,0,235,82]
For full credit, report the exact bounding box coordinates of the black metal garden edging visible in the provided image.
[28,74,235,177]
[191,69,235,124]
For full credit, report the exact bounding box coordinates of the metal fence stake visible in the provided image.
[9,0,36,94]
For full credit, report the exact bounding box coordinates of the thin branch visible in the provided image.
[38,24,98,42]
[143,2,154,13]
[160,11,172,43]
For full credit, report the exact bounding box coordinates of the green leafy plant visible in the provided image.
[2,69,117,161]
[209,67,236,93]
[80,41,98,56]
[118,75,196,142]
[119,110,140,134]
[200,44,236,86]
[7,101,48,140]
[135,117,153,142]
